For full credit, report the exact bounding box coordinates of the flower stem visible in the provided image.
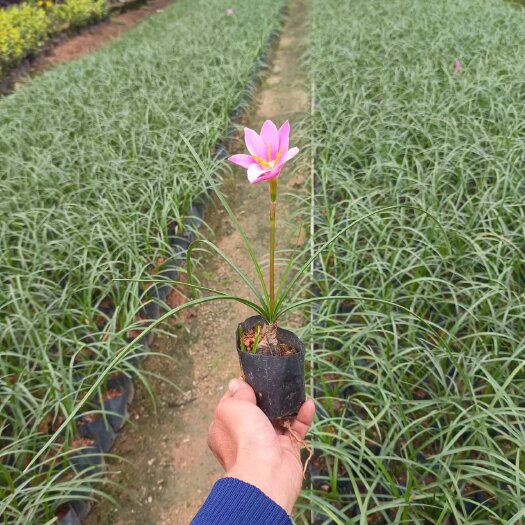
[269,178,278,316]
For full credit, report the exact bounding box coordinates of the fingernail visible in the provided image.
[228,379,241,393]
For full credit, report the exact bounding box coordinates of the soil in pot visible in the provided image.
[107,372,134,405]
[101,388,128,432]
[69,438,104,474]
[236,315,305,420]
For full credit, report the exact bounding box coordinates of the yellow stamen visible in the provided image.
[252,154,271,168]
[252,147,282,170]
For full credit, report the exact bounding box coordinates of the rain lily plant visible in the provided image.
[229,121,298,330]
[455,59,461,73]
[109,120,436,359]
[227,120,299,351]
[83,118,436,357]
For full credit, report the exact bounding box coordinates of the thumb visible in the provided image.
[290,398,315,441]
[228,378,257,404]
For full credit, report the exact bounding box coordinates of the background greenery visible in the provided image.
[2,0,525,522]
[299,0,525,523]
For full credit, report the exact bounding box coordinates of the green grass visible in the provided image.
[0,0,285,521]
[300,0,525,523]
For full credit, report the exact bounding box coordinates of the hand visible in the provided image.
[207,378,315,514]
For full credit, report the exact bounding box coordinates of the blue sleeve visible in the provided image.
[190,477,292,525]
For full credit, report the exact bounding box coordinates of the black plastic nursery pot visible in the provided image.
[138,298,160,321]
[77,414,116,453]
[126,341,150,368]
[236,316,305,420]
[70,497,93,521]
[69,438,104,475]
[56,504,81,525]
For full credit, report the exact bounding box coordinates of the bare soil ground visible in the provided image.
[80,0,309,522]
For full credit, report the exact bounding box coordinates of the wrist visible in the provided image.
[225,454,295,514]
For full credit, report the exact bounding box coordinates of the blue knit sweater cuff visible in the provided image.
[190,477,292,525]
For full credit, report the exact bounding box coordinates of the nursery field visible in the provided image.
[0,0,285,522]
[301,0,525,523]
[2,0,525,522]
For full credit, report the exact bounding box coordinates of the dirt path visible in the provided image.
[85,0,309,523]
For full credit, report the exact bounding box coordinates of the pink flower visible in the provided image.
[455,59,461,73]
[226,7,233,16]
[228,120,299,184]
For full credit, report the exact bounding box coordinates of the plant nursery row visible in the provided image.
[0,0,286,522]
[300,0,525,523]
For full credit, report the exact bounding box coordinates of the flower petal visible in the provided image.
[228,154,255,169]
[278,120,290,155]
[247,163,267,183]
[251,166,283,184]
[281,146,299,164]
[244,128,266,159]
[260,120,280,160]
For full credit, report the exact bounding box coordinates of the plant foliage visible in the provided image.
[0,0,285,521]
[299,0,525,523]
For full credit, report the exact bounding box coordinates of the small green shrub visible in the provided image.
[0,0,108,78]
[53,0,108,30]
[0,3,51,74]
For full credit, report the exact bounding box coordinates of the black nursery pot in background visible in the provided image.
[236,316,305,420]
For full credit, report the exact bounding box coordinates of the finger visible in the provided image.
[219,377,245,401]
[291,399,315,441]
[228,378,257,404]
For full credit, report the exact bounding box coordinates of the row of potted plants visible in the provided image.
[55,210,202,523]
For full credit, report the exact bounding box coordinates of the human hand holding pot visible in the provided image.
[207,378,315,514]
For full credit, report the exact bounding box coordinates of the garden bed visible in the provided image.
[0,0,287,522]
[301,0,525,523]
